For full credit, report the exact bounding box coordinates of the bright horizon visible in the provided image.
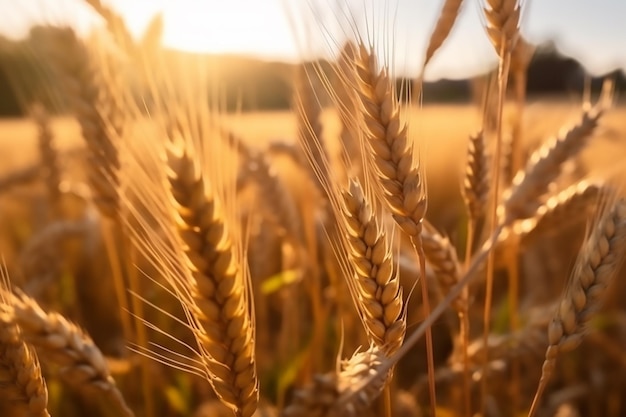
[1,0,625,80]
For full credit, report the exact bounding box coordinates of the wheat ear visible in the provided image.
[484,0,521,58]
[166,138,258,417]
[19,220,88,297]
[49,28,122,219]
[353,42,427,238]
[0,274,49,417]
[528,198,626,417]
[283,345,390,417]
[463,131,490,224]
[3,289,133,417]
[423,0,464,68]
[341,179,405,355]
[336,205,513,415]
[352,40,436,412]
[246,149,303,244]
[82,0,135,52]
[516,180,603,241]
[500,108,602,225]
[220,130,301,240]
[422,222,463,312]
[31,103,61,212]
[464,317,548,368]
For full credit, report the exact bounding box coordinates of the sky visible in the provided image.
[1,0,625,81]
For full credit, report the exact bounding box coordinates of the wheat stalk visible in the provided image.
[335,41,361,174]
[422,219,474,414]
[460,130,490,415]
[480,2,523,408]
[295,63,328,195]
[508,35,535,180]
[529,198,626,417]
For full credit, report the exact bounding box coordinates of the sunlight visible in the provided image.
[157,0,298,60]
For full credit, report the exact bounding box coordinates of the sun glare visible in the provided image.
[157,0,299,60]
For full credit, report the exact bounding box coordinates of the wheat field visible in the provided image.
[1,1,626,417]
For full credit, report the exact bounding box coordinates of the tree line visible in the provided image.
[0,26,624,117]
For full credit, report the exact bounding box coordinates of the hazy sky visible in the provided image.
[1,0,625,80]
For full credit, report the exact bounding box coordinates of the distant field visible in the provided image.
[2,100,624,162]
[0,100,626,184]
[1,100,624,225]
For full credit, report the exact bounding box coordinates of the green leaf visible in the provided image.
[276,346,310,407]
[261,269,300,294]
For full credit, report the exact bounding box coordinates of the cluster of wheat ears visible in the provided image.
[1,0,625,416]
